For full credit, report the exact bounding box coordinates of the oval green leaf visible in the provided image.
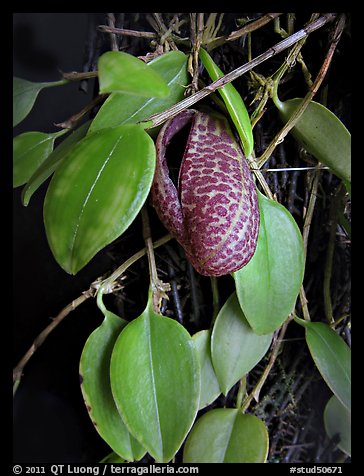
[192,330,221,409]
[110,292,200,463]
[21,121,91,206]
[295,318,351,410]
[98,51,170,97]
[199,47,254,157]
[183,408,269,463]
[324,394,351,457]
[276,98,351,183]
[234,190,305,335]
[89,51,189,133]
[44,124,155,274]
[211,292,273,395]
[13,77,67,127]
[80,294,146,461]
[13,130,66,188]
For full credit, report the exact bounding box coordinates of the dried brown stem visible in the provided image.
[189,13,204,93]
[13,234,173,394]
[144,14,337,130]
[107,13,119,51]
[299,171,321,321]
[257,14,345,168]
[141,206,171,312]
[207,12,284,50]
[13,289,95,392]
[148,13,178,51]
[62,70,98,80]
[55,94,108,129]
[97,25,158,39]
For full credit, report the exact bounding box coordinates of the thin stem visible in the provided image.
[299,286,311,322]
[248,155,274,200]
[13,233,173,394]
[257,14,345,168]
[13,289,95,393]
[43,78,70,88]
[240,317,291,412]
[107,13,119,51]
[54,94,108,129]
[298,169,322,322]
[207,13,284,50]
[62,70,98,81]
[302,171,321,253]
[97,25,158,39]
[143,14,336,130]
[141,206,171,312]
[236,376,247,410]
[188,13,204,94]
[323,183,346,325]
[100,233,172,294]
[210,276,220,323]
[257,166,328,172]
[148,13,178,51]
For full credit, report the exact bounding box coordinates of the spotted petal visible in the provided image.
[151,110,259,276]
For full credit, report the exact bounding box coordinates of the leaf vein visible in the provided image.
[69,134,124,268]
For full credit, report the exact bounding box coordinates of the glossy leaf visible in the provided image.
[295,318,351,410]
[21,121,91,206]
[183,408,269,463]
[13,129,66,188]
[199,47,254,157]
[234,190,305,334]
[110,291,200,463]
[89,51,189,133]
[192,330,221,409]
[44,124,155,274]
[324,394,351,456]
[211,293,273,395]
[13,77,67,127]
[98,51,170,97]
[80,293,146,461]
[275,97,351,183]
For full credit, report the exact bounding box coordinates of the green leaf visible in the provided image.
[199,47,254,157]
[80,293,146,461]
[234,190,305,334]
[13,129,66,188]
[110,291,200,463]
[89,51,189,133]
[100,452,126,463]
[21,121,91,206]
[44,124,155,274]
[324,394,351,457]
[211,293,273,395]
[275,98,351,183]
[183,408,269,463]
[13,77,68,127]
[98,51,170,97]
[294,318,351,410]
[192,330,221,409]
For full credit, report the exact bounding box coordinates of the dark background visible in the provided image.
[12,13,352,465]
[13,13,115,462]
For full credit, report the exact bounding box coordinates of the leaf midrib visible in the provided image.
[145,312,164,460]
[69,134,123,270]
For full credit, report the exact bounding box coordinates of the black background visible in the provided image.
[12,12,353,466]
[13,13,115,462]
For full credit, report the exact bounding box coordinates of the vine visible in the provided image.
[13,13,351,463]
